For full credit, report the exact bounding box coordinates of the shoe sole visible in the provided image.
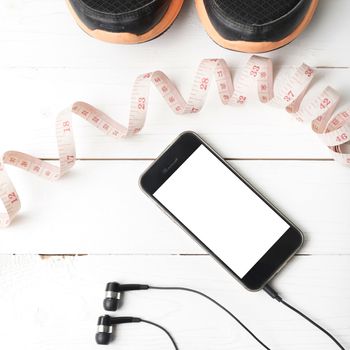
[66,0,184,44]
[195,0,319,53]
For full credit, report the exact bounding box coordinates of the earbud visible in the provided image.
[104,283,121,312]
[103,282,149,311]
[96,315,141,345]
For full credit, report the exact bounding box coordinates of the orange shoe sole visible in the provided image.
[195,0,319,53]
[66,0,184,44]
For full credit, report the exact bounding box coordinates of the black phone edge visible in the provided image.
[139,131,304,291]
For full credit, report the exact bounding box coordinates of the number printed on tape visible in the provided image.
[1,55,350,227]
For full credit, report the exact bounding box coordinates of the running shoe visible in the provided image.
[195,0,319,52]
[66,0,184,44]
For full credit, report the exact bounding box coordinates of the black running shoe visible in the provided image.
[66,0,184,44]
[195,0,319,52]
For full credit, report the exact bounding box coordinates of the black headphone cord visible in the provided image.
[149,285,271,349]
[263,284,346,350]
[140,319,179,350]
[150,285,346,350]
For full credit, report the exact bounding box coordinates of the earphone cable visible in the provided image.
[263,284,345,350]
[149,285,270,350]
[140,319,179,350]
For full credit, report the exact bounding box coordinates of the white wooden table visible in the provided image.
[0,1,349,349]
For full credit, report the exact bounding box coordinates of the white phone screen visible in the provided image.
[154,145,290,278]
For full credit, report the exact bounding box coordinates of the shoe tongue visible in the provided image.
[212,0,302,25]
[81,0,156,14]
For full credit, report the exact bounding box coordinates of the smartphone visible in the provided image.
[140,132,303,291]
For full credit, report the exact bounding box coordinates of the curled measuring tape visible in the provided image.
[1,55,350,227]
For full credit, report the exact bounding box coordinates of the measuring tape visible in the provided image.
[1,55,349,227]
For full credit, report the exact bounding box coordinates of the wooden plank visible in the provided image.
[0,1,349,69]
[1,0,350,159]
[0,160,349,255]
[0,66,350,159]
[0,254,348,350]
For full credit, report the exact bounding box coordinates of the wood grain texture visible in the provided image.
[0,1,350,160]
[1,67,350,160]
[0,0,349,69]
[0,160,349,255]
[0,255,349,350]
[0,1,349,349]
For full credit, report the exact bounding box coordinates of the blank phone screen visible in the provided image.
[154,145,290,278]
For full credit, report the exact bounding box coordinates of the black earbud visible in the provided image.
[96,315,141,345]
[103,282,149,311]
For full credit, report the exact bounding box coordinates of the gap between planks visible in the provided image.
[24,252,350,260]
[41,158,335,161]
